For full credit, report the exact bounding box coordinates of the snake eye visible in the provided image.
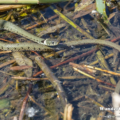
[41,40,44,43]
[52,41,55,45]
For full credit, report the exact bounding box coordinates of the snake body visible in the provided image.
[64,39,120,52]
[0,20,59,46]
[0,41,54,51]
[0,39,119,52]
[0,19,119,52]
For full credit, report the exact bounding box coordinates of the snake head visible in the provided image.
[44,39,60,46]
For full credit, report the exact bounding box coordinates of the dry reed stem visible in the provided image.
[73,67,115,87]
[12,75,86,81]
[0,59,15,69]
[98,85,115,91]
[0,5,27,12]
[64,104,74,120]
[84,65,120,76]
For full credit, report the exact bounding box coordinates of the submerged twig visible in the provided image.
[0,59,15,69]
[12,75,87,81]
[19,84,32,120]
[33,48,97,77]
[96,51,116,85]
[90,53,113,66]
[35,56,68,106]
[12,76,42,81]
[85,95,114,115]
[29,95,52,115]
[98,85,114,91]
[83,65,120,77]
[73,67,115,87]
[69,62,96,76]
[0,79,14,95]
[9,65,33,71]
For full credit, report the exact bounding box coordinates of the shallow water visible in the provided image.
[0,2,119,120]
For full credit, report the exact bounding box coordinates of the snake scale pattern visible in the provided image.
[0,20,119,52]
[0,19,58,51]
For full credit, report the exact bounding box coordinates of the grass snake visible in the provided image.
[63,39,120,53]
[0,20,119,52]
[0,19,59,46]
[0,39,119,52]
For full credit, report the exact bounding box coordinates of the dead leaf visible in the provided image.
[12,52,33,77]
[74,0,94,12]
[73,3,96,19]
[10,65,33,71]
